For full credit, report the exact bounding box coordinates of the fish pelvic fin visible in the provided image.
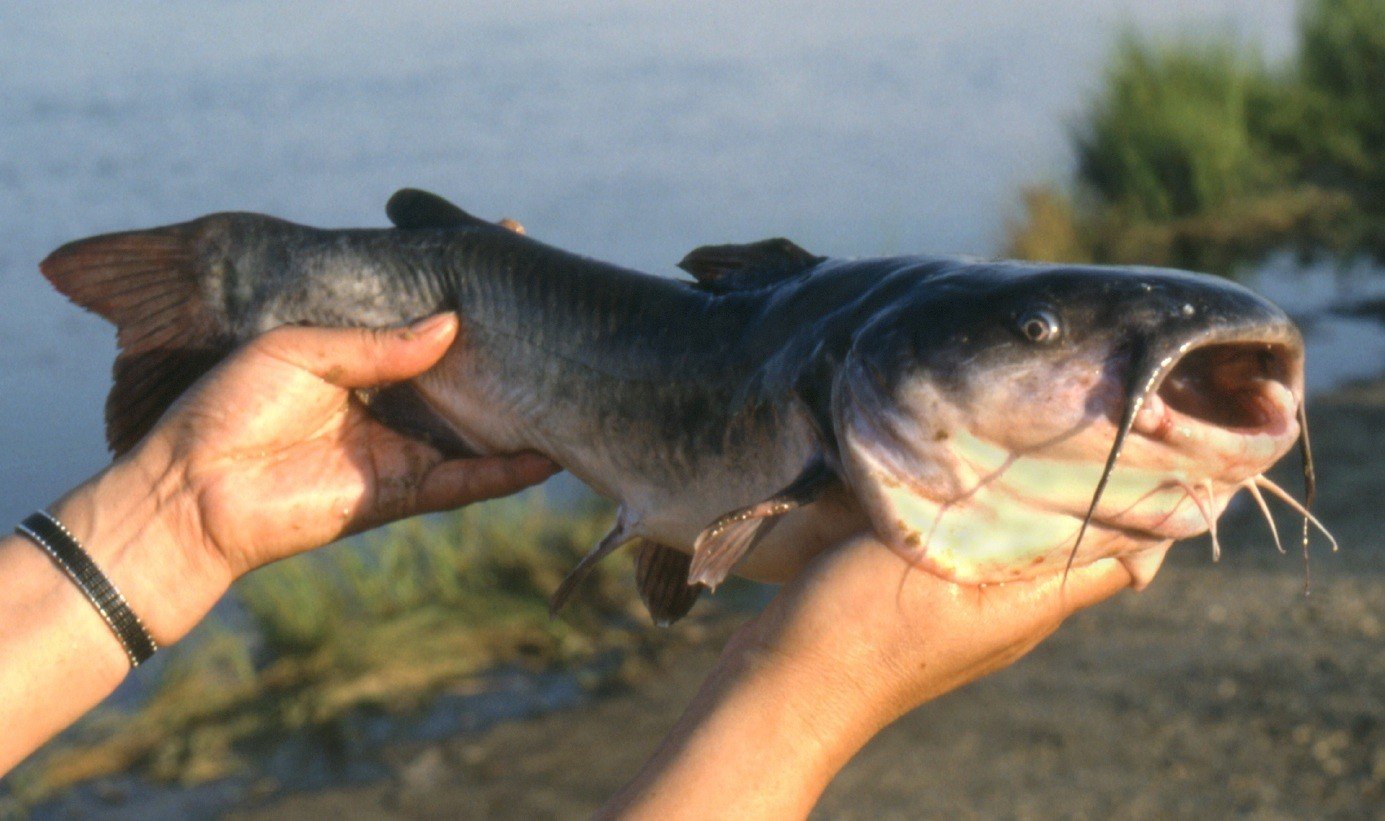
[635,540,704,627]
[689,457,837,590]
[548,511,636,616]
[40,223,233,455]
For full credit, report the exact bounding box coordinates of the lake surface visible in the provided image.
[1,0,1365,527]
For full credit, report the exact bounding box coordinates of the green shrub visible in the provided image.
[1074,36,1288,223]
[1007,0,1384,275]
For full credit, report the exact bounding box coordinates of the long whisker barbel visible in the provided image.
[1254,473,1339,596]
[1201,479,1221,562]
[1290,404,1312,581]
[1241,477,1284,555]
[1175,479,1219,560]
[1062,347,1155,587]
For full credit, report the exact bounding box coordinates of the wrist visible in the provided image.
[725,613,895,776]
[606,617,888,820]
[46,443,233,647]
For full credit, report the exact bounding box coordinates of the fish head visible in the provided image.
[832,260,1304,588]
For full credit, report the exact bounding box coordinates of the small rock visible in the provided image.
[460,743,488,767]
[94,781,128,805]
[396,746,449,792]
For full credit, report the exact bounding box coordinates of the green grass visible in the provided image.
[6,493,672,807]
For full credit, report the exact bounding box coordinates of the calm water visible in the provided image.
[0,0,1351,528]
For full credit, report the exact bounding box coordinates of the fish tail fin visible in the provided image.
[41,222,233,455]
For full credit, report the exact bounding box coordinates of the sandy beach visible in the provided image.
[225,382,1384,819]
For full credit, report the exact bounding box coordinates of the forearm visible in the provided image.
[0,451,230,774]
[599,617,885,819]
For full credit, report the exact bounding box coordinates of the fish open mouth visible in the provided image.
[1132,341,1301,443]
[1063,333,1306,570]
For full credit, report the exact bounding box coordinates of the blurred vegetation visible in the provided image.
[1007,0,1383,276]
[4,495,686,808]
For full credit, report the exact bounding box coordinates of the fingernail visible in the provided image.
[407,313,457,339]
[519,452,561,476]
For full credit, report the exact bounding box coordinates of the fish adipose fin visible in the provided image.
[386,188,525,235]
[689,457,837,589]
[634,540,704,626]
[549,510,637,615]
[677,238,824,293]
[40,225,232,455]
[385,188,498,230]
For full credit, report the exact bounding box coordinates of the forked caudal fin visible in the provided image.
[40,223,233,455]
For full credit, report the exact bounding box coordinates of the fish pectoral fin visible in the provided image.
[689,515,781,591]
[385,188,498,231]
[635,541,704,627]
[689,457,837,590]
[677,237,823,293]
[549,513,636,616]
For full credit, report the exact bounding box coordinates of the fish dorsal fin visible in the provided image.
[634,540,704,626]
[689,456,837,589]
[677,238,823,293]
[385,188,496,230]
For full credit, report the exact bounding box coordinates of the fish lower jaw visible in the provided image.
[882,513,1170,587]
[1132,378,1300,474]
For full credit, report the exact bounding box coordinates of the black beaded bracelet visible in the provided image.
[15,510,159,667]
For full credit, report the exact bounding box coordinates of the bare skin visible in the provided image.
[0,315,558,773]
[602,540,1130,818]
[0,312,1132,815]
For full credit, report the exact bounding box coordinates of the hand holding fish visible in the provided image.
[88,314,558,645]
[141,314,559,596]
[0,318,556,773]
[12,189,1334,809]
[602,537,1132,818]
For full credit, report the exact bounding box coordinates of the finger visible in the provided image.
[257,313,460,389]
[415,452,561,512]
[1053,558,1133,616]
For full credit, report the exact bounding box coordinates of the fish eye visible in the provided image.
[1017,309,1061,344]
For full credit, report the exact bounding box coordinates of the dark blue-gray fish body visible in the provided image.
[41,189,1321,624]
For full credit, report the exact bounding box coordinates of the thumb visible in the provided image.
[258,313,460,388]
[1055,557,1134,617]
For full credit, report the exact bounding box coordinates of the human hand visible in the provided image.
[738,535,1133,732]
[0,314,556,772]
[153,315,556,572]
[55,315,557,644]
[605,536,1131,819]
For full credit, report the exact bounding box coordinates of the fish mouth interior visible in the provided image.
[1156,341,1298,432]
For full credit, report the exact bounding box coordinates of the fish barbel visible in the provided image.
[40,189,1327,624]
